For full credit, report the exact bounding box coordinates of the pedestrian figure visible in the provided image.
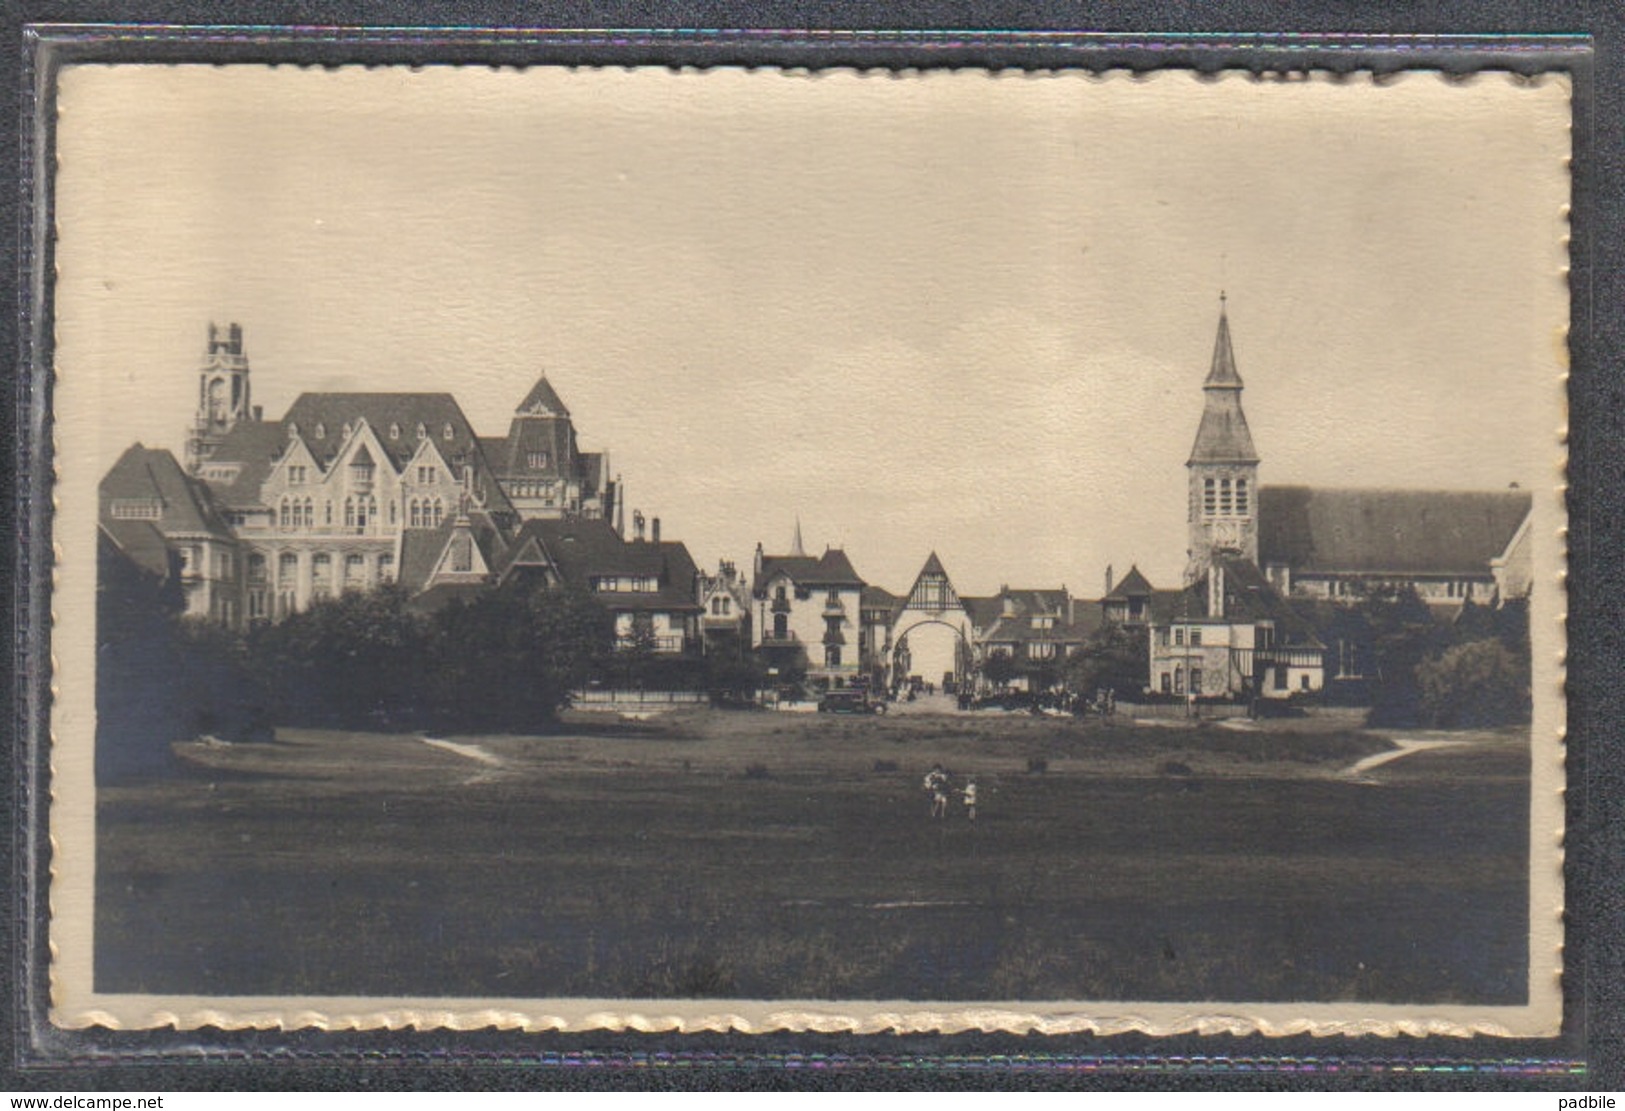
[961,778,978,822]
[924,764,950,819]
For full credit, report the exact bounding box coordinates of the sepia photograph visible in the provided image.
[47,63,1568,1034]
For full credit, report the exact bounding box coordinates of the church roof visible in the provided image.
[515,375,571,418]
[1103,564,1155,600]
[1258,485,1531,577]
[100,444,234,540]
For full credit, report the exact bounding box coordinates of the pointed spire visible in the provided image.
[1204,292,1243,389]
[790,518,806,558]
[1187,296,1259,466]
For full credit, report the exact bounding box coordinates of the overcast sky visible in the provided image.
[56,65,1569,595]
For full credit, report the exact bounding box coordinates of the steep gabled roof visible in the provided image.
[1167,558,1324,648]
[756,548,866,592]
[282,393,478,469]
[100,444,234,539]
[861,585,900,612]
[1103,565,1155,600]
[99,520,174,580]
[898,551,967,614]
[513,518,701,612]
[961,595,1004,631]
[1258,485,1532,576]
[515,375,571,418]
[976,588,1093,647]
[197,421,289,509]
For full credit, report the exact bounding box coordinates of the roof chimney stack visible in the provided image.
[652,517,661,545]
[1104,564,1113,596]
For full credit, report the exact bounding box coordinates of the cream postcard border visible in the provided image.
[45,64,1569,1036]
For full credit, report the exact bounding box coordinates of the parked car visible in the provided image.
[817,690,887,715]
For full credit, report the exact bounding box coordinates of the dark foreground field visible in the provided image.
[96,708,1529,1004]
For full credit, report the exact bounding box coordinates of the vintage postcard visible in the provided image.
[45,63,1568,1036]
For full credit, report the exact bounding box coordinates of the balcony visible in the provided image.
[770,596,792,615]
[822,598,846,616]
[760,630,799,646]
[618,634,685,654]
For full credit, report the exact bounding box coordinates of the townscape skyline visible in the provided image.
[59,66,1567,594]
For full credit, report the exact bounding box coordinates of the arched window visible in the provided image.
[278,551,298,584]
[825,645,842,668]
[1203,477,1217,516]
[1236,478,1249,515]
[409,499,421,528]
[344,497,356,528]
[324,500,333,526]
[388,500,397,525]
[279,498,291,528]
[314,422,326,439]
[378,553,395,583]
[430,498,444,527]
[442,422,454,441]
[773,613,788,638]
[389,422,400,440]
[359,496,375,529]
[302,498,313,527]
[416,422,427,439]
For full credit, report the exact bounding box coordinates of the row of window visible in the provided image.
[986,642,1065,661]
[508,482,559,503]
[250,550,397,587]
[709,595,734,616]
[1201,476,1251,518]
[284,462,442,487]
[594,575,658,593]
[291,420,456,443]
[273,496,450,531]
[109,498,163,520]
[1160,667,1204,695]
[1155,626,1205,647]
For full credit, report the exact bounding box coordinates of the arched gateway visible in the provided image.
[888,552,975,693]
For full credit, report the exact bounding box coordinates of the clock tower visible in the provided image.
[1185,294,1260,585]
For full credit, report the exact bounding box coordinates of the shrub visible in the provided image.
[1416,638,1531,728]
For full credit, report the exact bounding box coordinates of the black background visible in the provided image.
[4,3,1620,1093]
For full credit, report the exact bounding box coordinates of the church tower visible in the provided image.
[1185,295,1260,584]
[186,321,254,473]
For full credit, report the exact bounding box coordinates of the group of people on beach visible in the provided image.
[922,764,976,822]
